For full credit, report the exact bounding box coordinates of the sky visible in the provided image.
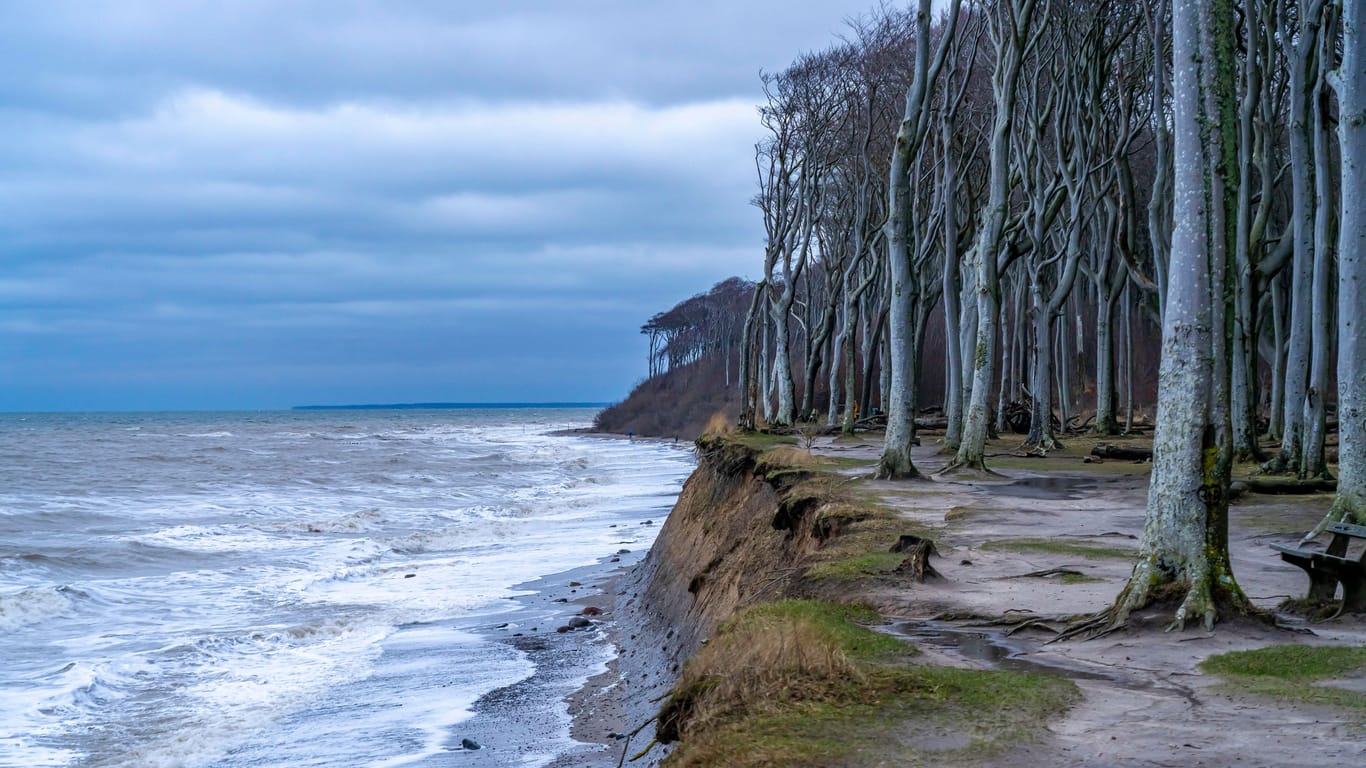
[0,0,879,411]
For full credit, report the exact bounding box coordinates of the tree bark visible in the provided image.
[1310,0,1366,535]
[953,0,1041,472]
[1105,0,1247,631]
[879,0,960,479]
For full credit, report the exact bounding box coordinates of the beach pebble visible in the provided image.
[553,598,568,603]
[641,520,653,525]
[616,549,630,554]
[556,626,572,633]
[460,738,481,750]
[567,616,592,629]
[403,573,416,578]
[582,606,602,616]
[568,581,582,587]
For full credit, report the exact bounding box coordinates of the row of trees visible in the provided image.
[728,0,1363,629]
[641,277,753,383]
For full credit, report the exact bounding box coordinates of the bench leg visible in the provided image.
[1306,571,1339,602]
[1340,578,1366,613]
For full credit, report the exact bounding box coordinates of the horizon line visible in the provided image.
[292,402,611,411]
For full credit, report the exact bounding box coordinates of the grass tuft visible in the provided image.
[979,537,1134,560]
[804,552,908,581]
[1199,645,1366,713]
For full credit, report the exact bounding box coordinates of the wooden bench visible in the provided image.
[1271,523,1366,613]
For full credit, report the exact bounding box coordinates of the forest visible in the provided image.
[606,0,1364,631]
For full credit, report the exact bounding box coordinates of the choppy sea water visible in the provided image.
[0,409,693,768]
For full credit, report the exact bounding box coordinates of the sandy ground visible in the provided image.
[819,434,1366,767]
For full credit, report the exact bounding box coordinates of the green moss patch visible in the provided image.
[1199,645,1366,712]
[979,537,1135,560]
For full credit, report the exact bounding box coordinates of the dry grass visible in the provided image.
[661,613,865,739]
[700,411,734,439]
[658,600,1078,767]
[760,445,824,469]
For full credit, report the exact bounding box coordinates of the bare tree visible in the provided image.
[951,0,1049,472]
[878,0,961,478]
[1308,0,1365,535]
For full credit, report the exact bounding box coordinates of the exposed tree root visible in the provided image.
[1053,573,1274,642]
[935,461,1003,480]
[1004,567,1087,580]
[875,449,924,481]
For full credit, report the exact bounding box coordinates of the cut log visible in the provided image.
[1240,477,1337,495]
[1090,443,1153,461]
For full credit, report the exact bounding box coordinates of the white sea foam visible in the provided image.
[0,586,76,631]
[0,409,693,768]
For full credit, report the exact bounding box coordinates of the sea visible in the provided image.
[0,408,694,768]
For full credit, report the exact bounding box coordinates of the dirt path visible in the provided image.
[815,434,1366,767]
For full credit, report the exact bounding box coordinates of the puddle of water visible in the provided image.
[884,620,1112,682]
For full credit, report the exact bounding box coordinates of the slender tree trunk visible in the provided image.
[1147,0,1173,318]
[1272,2,1327,473]
[942,142,964,450]
[960,247,980,428]
[1124,279,1135,432]
[879,0,960,478]
[1303,25,1336,479]
[772,301,796,426]
[737,282,766,430]
[1026,281,1060,448]
[1231,0,1263,461]
[1095,283,1121,435]
[1310,0,1366,534]
[1270,276,1287,439]
[954,0,1037,472]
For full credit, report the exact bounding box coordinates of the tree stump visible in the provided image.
[891,534,941,581]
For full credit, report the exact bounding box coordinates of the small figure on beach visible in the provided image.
[628,429,634,441]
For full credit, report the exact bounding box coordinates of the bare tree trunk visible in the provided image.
[953,0,1042,472]
[1027,282,1058,447]
[1095,277,1122,435]
[1303,17,1336,479]
[1271,0,1329,473]
[1123,278,1135,432]
[1104,0,1247,632]
[1269,276,1287,439]
[1309,0,1366,535]
[1146,0,1173,318]
[960,246,980,430]
[942,132,964,450]
[737,281,766,429]
[1230,0,1264,461]
[879,0,960,478]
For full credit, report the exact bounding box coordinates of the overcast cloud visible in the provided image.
[0,1,877,410]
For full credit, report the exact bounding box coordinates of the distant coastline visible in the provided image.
[292,402,610,411]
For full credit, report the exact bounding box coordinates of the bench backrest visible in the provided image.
[1329,522,1366,539]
